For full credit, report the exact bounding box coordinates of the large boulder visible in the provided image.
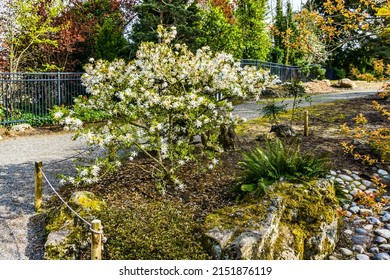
[44,191,106,260]
[204,179,340,260]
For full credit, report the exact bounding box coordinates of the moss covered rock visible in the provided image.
[204,179,340,260]
[44,191,106,260]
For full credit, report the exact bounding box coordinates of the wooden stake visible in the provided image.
[34,162,43,212]
[304,110,309,137]
[91,219,102,260]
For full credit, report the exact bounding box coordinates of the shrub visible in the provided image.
[53,25,271,190]
[97,201,209,260]
[261,100,287,124]
[236,138,329,199]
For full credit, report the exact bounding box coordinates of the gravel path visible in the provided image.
[0,133,88,259]
[0,90,378,260]
[233,90,377,120]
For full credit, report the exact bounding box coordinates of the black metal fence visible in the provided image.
[240,59,305,82]
[0,72,85,125]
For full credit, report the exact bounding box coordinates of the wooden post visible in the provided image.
[91,219,102,260]
[34,162,43,212]
[304,110,309,137]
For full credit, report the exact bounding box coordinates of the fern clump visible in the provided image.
[237,138,329,198]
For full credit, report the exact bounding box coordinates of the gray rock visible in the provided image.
[385,224,390,230]
[339,248,353,256]
[351,189,360,197]
[343,169,353,175]
[345,194,353,200]
[345,211,352,218]
[379,244,390,251]
[373,236,387,244]
[344,229,353,235]
[362,180,374,188]
[353,218,366,225]
[352,235,371,245]
[357,185,367,191]
[335,178,345,185]
[356,254,370,260]
[330,170,337,176]
[352,245,365,254]
[378,169,389,176]
[336,78,357,89]
[367,216,382,225]
[10,123,32,132]
[373,253,390,260]
[350,206,360,214]
[382,213,390,222]
[360,209,373,215]
[338,174,354,182]
[351,174,361,181]
[369,247,380,254]
[374,229,390,239]
[363,224,374,231]
[328,256,339,260]
[355,228,369,235]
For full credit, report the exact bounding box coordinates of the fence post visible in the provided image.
[34,162,43,212]
[91,219,102,260]
[304,111,309,137]
[57,72,61,105]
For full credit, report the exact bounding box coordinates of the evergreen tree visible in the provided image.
[235,0,270,60]
[130,0,200,57]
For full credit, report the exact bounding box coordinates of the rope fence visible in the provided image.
[34,161,103,260]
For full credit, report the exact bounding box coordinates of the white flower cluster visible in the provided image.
[53,25,272,189]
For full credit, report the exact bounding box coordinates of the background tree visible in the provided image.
[0,0,62,72]
[130,0,201,57]
[235,0,270,60]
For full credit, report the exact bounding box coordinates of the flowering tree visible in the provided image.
[54,26,270,190]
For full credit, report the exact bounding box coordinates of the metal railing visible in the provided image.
[240,59,305,82]
[0,72,85,125]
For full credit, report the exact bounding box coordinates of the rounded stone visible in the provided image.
[338,174,354,182]
[363,224,374,231]
[328,256,339,260]
[373,236,387,244]
[351,174,361,181]
[352,245,365,254]
[385,224,390,230]
[378,169,389,176]
[355,228,369,235]
[379,244,390,251]
[368,247,380,254]
[350,206,360,214]
[373,253,390,260]
[360,209,373,215]
[339,248,353,256]
[362,180,374,188]
[344,229,353,235]
[367,216,382,225]
[374,229,390,239]
[382,213,390,223]
[356,254,370,260]
[335,178,345,185]
[345,194,353,200]
[357,185,366,191]
[352,235,371,245]
[330,170,337,176]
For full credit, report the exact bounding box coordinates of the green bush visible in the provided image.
[236,138,329,199]
[97,201,210,260]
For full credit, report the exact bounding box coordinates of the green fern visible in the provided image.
[237,138,328,199]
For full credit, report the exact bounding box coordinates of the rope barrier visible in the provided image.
[39,167,103,235]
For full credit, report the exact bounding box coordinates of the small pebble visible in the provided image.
[357,185,367,191]
[363,224,374,231]
[344,229,353,235]
[362,180,374,188]
[335,178,345,185]
[353,219,366,225]
[368,247,380,254]
[382,213,390,223]
[379,244,390,251]
[352,235,371,245]
[378,169,389,176]
[367,216,382,225]
[350,206,360,214]
[352,245,365,254]
[328,256,339,260]
[373,236,387,244]
[355,228,369,235]
[356,254,370,260]
[360,209,373,215]
[373,253,390,260]
[345,194,353,200]
[338,174,354,182]
[374,229,390,239]
[330,170,337,176]
[339,248,353,256]
[352,174,361,181]
[343,169,353,175]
